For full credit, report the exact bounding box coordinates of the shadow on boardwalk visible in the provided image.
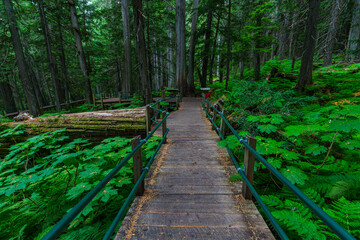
[116,97,274,240]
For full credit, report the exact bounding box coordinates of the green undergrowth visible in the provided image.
[0,126,161,239]
[213,61,360,239]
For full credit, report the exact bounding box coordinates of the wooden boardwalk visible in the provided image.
[116,98,274,240]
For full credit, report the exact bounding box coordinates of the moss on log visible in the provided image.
[5,108,147,139]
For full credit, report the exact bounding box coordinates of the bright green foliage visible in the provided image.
[0,128,161,239]
[214,61,360,239]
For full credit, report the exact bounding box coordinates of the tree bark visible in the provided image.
[175,0,186,91]
[346,0,360,62]
[133,0,152,104]
[167,23,175,88]
[296,0,321,91]
[0,78,17,114]
[3,0,40,116]
[57,1,71,108]
[209,17,220,84]
[38,0,62,111]
[68,0,93,104]
[200,8,213,88]
[186,0,199,94]
[323,0,342,66]
[225,0,232,90]
[122,0,132,92]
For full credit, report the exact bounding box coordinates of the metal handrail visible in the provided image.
[42,94,181,240]
[201,94,355,240]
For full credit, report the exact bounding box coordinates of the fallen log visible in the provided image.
[5,107,147,140]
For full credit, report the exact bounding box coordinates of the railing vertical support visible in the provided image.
[131,136,145,196]
[161,90,165,118]
[212,110,217,130]
[220,109,227,139]
[101,93,104,109]
[206,102,210,117]
[242,135,256,200]
[162,114,167,144]
[176,95,180,109]
[118,92,122,103]
[146,105,151,134]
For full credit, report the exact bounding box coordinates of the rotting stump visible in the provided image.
[116,97,274,240]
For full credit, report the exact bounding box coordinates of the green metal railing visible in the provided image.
[201,94,355,240]
[42,93,181,240]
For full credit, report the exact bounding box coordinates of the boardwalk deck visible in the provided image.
[116,98,274,240]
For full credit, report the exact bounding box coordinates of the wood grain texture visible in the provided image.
[116,98,274,240]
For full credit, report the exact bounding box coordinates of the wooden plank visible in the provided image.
[123,226,274,240]
[136,212,245,227]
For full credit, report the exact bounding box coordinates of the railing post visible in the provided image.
[242,135,256,200]
[100,93,104,110]
[118,92,122,103]
[131,136,145,196]
[146,105,151,134]
[162,113,167,144]
[161,89,165,101]
[92,94,95,106]
[176,95,180,109]
[212,110,217,130]
[206,101,210,116]
[161,90,165,118]
[219,109,227,139]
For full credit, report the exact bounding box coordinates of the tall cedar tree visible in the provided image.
[296,0,321,91]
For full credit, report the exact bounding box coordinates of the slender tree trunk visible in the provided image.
[186,0,199,94]
[278,12,289,60]
[133,0,152,104]
[323,0,342,66]
[296,0,321,91]
[225,0,231,90]
[57,2,71,108]
[68,0,93,104]
[346,0,360,61]
[175,0,186,91]
[254,17,262,81]
[201,9,213,88]
[209,17,220,84]
[121,0,132,93]
[38,0,61,111]
[168,24,175,88]
[3,0,40,116]
[0,78,17,114]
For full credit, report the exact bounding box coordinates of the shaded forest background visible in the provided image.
[0,0,359,116]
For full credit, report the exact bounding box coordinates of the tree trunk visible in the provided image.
[38,0,62,111]
[209,17,220,84]
[186,0,200,94]
[346,0,360,62]
[278,12,289,60]
[175,0,186,91]
[167,24,175,88]
[133,0,152,104]
[0,79,17,114]
[68,0,93,104]
[3,0,40,116]
[200,9,213,88]
[225,0,231,90]
[296,0,321,91]
[323,0,342,66]
[57,1,71,108]
[122,0,132,92]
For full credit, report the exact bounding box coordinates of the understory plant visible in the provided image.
[0,127,160,239]
[217,62,360,239]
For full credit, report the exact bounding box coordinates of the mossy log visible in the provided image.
[5,108,147,139]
